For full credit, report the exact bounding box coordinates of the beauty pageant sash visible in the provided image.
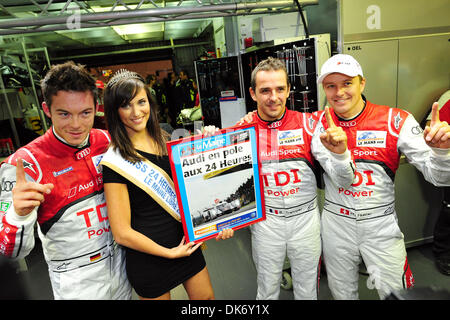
[101,147,181,222]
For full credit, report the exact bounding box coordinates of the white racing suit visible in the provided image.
[248,110,355,299]
[0,128,131,300]
[318,100,450,299]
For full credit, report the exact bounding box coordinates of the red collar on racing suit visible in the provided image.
[255,108,287,129]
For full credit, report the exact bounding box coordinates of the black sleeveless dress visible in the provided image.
[102,150,206,298]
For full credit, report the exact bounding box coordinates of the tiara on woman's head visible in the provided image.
[106,69,143,88]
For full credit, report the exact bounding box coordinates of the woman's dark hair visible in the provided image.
[103,70,168,162]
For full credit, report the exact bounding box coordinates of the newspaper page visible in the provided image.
[167,124,266,242]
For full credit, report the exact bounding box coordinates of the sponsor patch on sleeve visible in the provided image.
[356,131,387,148]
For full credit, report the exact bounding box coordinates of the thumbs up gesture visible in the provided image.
[12,158,54,216]
[424,102,450,149]
[320,106,348,154]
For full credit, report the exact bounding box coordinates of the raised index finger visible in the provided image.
[325,106,336,128]
[15,157,27,185]
[430,102,440,125]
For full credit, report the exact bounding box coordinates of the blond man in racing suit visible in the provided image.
[0,61,131,299]
[316,54,450,299]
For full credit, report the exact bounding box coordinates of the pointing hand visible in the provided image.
[319,106,348,154]
[424,102,450,149]
[12,158,54,216]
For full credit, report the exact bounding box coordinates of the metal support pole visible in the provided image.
[43,46,51,68]
[21,41,49,132]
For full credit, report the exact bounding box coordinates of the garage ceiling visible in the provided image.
[0,0,315,56]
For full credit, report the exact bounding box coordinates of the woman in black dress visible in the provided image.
[101,69,233,300]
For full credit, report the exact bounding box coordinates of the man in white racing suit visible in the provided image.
[0,61,131,300]
[241,57,355,299]
[316,54,450,299]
